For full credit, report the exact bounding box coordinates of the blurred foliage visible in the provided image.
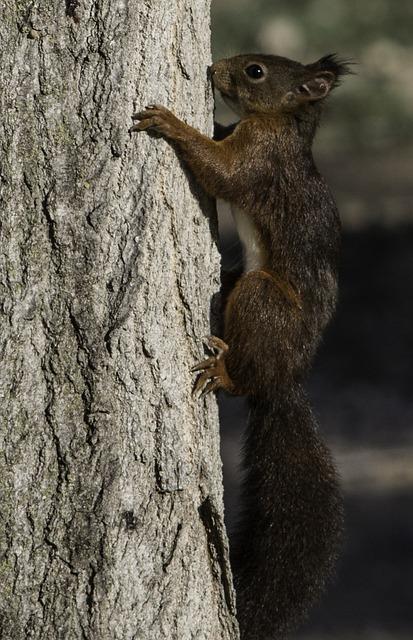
[212,0,413,153]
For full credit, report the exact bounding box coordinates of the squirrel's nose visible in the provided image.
[207,64,216,79]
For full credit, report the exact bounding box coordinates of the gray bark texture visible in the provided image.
[0,2,238,639]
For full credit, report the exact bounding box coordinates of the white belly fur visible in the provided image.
[231,205,266,272]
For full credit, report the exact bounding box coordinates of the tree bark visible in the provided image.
[0,2,238,639]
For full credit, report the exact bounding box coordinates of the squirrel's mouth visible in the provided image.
[210,70,243,115]
[220,92,243,117]
[212,81,238,103]
[218,88,238,102]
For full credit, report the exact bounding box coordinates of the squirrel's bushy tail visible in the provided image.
[232,384,343,640]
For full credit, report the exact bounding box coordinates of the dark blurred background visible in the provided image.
[211,1,413,638]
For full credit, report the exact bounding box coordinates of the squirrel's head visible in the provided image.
[210,53,351,118]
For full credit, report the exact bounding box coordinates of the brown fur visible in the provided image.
[131,52,352,639]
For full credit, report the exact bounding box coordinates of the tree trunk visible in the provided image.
[0,2,238,639]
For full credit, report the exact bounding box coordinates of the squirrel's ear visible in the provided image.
[307,53,353,81]
[284,54,353,107]
[293,72,335,102]
[283,71,335,107]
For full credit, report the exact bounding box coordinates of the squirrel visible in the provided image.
[130,52,351,639]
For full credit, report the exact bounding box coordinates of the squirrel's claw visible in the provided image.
[203,335,229,358]
[130,104,183,138]
[192,370,217,397]
[200,379,221,398]
[191,356,215,373]
[192,336,233,397]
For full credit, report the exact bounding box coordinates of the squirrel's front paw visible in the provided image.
[129,104,184,138]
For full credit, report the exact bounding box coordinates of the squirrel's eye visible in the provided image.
[245,64,265,80]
